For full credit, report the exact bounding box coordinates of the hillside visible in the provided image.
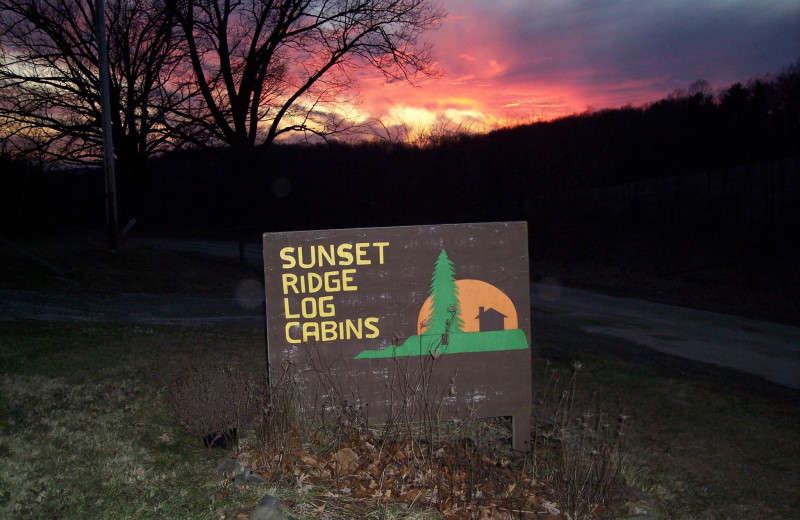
[3,64,798,322]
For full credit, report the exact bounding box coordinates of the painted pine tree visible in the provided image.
[426,249,464,338]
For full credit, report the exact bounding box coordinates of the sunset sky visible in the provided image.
[355,0,800,133]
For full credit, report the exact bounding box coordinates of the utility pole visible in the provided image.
[95,0,119,251]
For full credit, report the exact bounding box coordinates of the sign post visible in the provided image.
[263,222,532,451]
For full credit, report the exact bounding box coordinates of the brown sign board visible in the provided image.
[263,222,532,451]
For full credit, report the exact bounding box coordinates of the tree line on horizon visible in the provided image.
[0,0,445,213]
[2,59,798,306]
[0,0,797,272]
[0,0,795,175]
[2,60,798,236]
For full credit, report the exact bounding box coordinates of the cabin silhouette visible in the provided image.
[475,306,507,331]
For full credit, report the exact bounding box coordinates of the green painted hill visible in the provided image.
[355,329,528,359]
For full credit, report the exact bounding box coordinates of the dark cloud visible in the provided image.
[356,0,800,130]
[469,0,800,101]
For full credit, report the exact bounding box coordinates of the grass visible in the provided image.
[0,321,614,519]
[0,321,270,519]
[534,302,800,519]
[2,320,798,519]
[2,234,799,518]
[535,353,800,519]
[0,234,262,294]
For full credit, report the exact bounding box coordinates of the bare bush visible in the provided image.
[253,367,319,466]
[250,340,627,517]
[165,363,258,447]
[252,344,547,518]
[532,362,627,518]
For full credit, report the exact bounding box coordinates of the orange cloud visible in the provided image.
[347,0,800,139]
[350,3,583,134]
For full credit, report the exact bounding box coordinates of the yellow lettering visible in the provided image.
[284,317,378,343]
[318,244,335,267]
[297,246,314,268]
[318,296,335,317]
[302,322,320,342]
[342,269,357,291]
[373,242,389,264]
[308,272,323,293]
[279,247,295,269]
[337,243,353,265]
[365,317,380,338]
[283,271,356,294]
[355,242,370,265]
[324,271,341,292]
[282,273,298,294]
[283,298,299,319]
[346,319,362,339]
[281,242,388,268]
[321,321,337,341]
[285,322,300,343]
[294,296,336,318]
[300,297,316,318]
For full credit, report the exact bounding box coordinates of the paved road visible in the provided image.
[3,238,799,390]
[136,238,263,263]
[0,290,263,326]
[530,283,800,390]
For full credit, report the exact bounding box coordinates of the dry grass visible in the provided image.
[0,321,267,519]
[3,236,798,519]
[0,321,627,520]
[532,353,800,519]
[530,362,627,519]
[2,321,798,518]
[248,366,559,520]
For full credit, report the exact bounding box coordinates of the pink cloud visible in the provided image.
[351,0,800,134]
[354,3,580,131]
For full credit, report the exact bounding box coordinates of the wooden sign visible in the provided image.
[263,222,532,450]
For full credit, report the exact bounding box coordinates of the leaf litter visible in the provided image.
[242,427,562,520]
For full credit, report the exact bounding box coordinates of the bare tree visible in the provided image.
[0,0,190,190]
[167,0,445,156]
[371,115,473,148]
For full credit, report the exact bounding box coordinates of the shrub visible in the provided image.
[532,361,626,519]
[165,363,258,446]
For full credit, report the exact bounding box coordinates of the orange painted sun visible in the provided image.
[417,279,518,334]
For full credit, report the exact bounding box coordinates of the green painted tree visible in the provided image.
[426,249,464,337]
